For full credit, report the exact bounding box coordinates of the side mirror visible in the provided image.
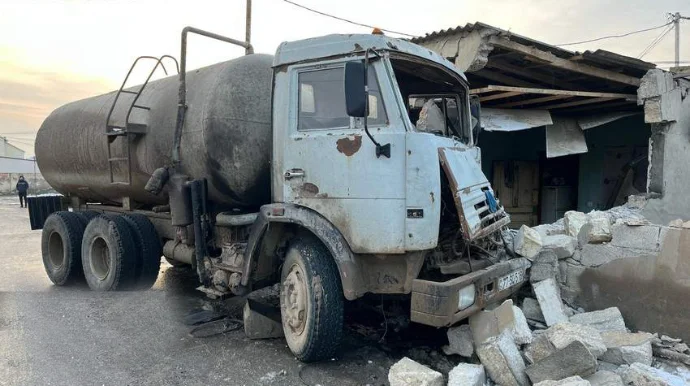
[344,61,367,117]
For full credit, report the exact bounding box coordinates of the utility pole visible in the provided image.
[673,12,681,67]
[245,0,252,55]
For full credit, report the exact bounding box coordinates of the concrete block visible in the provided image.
[564,262,587,292]
[446,324,474,357]
[585,371,624,386]
[534,222,567,239]
[564,211,589,237]
[668,219,684,228]
[543,234,578,259]
[569,307,627,333]
[578,244,649,267]
[514,225,542,259]
[558,261,568,285]
[522,297,545,323]
[533,279,568,326]
[526,341,597,384]
[531,250,560,283]
[544,322,607,358]
[469,299,514,344]
[511,306,533,345]
[448,363,485,386]
[617,363,685,386]
[476,330,529,386]
[534,376,591,386]
[600,331,653,366]
[611,223,662,251]
[682,220,690,229]
[388,357,444,386]
[524,333,557,364]
[588,211,612,243]
[243,299,284,340]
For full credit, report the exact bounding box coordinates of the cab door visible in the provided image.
[275,60,407,254]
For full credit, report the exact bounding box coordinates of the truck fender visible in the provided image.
[242,203,363,300]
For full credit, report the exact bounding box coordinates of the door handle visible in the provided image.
[284,169,305,180]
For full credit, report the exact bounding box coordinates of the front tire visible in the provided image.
[280,236,344,362]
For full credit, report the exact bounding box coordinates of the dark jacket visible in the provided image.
[16,179,29,194]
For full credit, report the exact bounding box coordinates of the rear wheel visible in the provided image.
[81,215,138,291]
[41,211,87,285]
[280,236,344,362]
[122,213,162,289]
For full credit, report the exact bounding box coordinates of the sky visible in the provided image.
[1,0,689,155]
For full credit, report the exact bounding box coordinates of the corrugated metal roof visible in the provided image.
[413,22,656,74]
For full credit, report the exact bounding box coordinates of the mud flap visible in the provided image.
[27,195,65,230]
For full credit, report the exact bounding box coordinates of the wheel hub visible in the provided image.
[282,265,307,335]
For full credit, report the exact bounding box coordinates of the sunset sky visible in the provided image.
[1,0,688,155]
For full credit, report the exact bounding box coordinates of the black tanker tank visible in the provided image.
[35,54,274,209]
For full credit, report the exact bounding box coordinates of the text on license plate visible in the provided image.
[498,270,525,291]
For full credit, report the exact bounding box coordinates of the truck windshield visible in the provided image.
[390,57,471,144]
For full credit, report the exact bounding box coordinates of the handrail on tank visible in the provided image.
[124,55,181,126]
[105,55,177,133]
[172,26,254,168]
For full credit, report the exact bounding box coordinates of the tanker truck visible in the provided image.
[30,27,528,362]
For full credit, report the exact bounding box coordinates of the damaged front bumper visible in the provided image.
[410,257,530,327]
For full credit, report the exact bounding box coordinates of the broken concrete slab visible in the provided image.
[617,362,685,386]
[544,322,607,358]
[243,299,284,340]
[600,331,653,366]
[476,330,529,386]
[511,306,533,345]
[564,262,587,293]
[588,211,613,243]
[569,307,627,333]
[534,376,591,386]
[524,333,557,364]
[534,222,567,239]
[542,234,578,259]
[469,299,515,344]
[526,341,597,384]
[448,363,485,386]
[610,223,662,252]
[446,324,474,357]
[514,225,543,259]
[668,219,684,228]
[531,250,560,283]
[388,357,444,386]
[522,297,546,323]
[578,243,650,267]
[585,370,623,386]
[565,211,589,238]
[533,278,568,326]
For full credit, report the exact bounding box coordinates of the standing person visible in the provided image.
[16,175,29,208]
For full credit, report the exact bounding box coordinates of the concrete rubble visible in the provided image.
[388,357,444,386]
[388,200,690,386]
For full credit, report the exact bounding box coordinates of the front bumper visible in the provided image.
[410,258,530,327]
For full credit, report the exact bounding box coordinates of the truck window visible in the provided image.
[298,66,386,131]
[390,57,471,144]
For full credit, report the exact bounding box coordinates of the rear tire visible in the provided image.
[41,211,87,285]
[280,236,344,362]
[81,215,138,291]
[121,213,162,289]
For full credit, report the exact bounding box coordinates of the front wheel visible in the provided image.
[280,236,344,362]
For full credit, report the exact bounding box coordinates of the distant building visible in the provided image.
[0,136,25,158]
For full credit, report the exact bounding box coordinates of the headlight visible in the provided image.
[457,284,476,311]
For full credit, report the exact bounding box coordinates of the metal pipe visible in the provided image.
[245,0,252,55]
[173,26,255,167]
[162,240,195,265]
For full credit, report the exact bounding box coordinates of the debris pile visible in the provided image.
[388,200,690,385]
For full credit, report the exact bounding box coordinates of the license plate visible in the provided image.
[498,270,525,291]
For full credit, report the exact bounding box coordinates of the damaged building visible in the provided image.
[412,22,690,228]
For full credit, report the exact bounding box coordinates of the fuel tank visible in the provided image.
[35,54,274,209]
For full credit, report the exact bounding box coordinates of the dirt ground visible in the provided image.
[0,196,444,386]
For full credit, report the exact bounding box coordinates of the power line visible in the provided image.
[638,24,674,59]
[555,21,673,47]
[281,0,417,38]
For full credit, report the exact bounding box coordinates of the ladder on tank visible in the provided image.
[104,55,179,185]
